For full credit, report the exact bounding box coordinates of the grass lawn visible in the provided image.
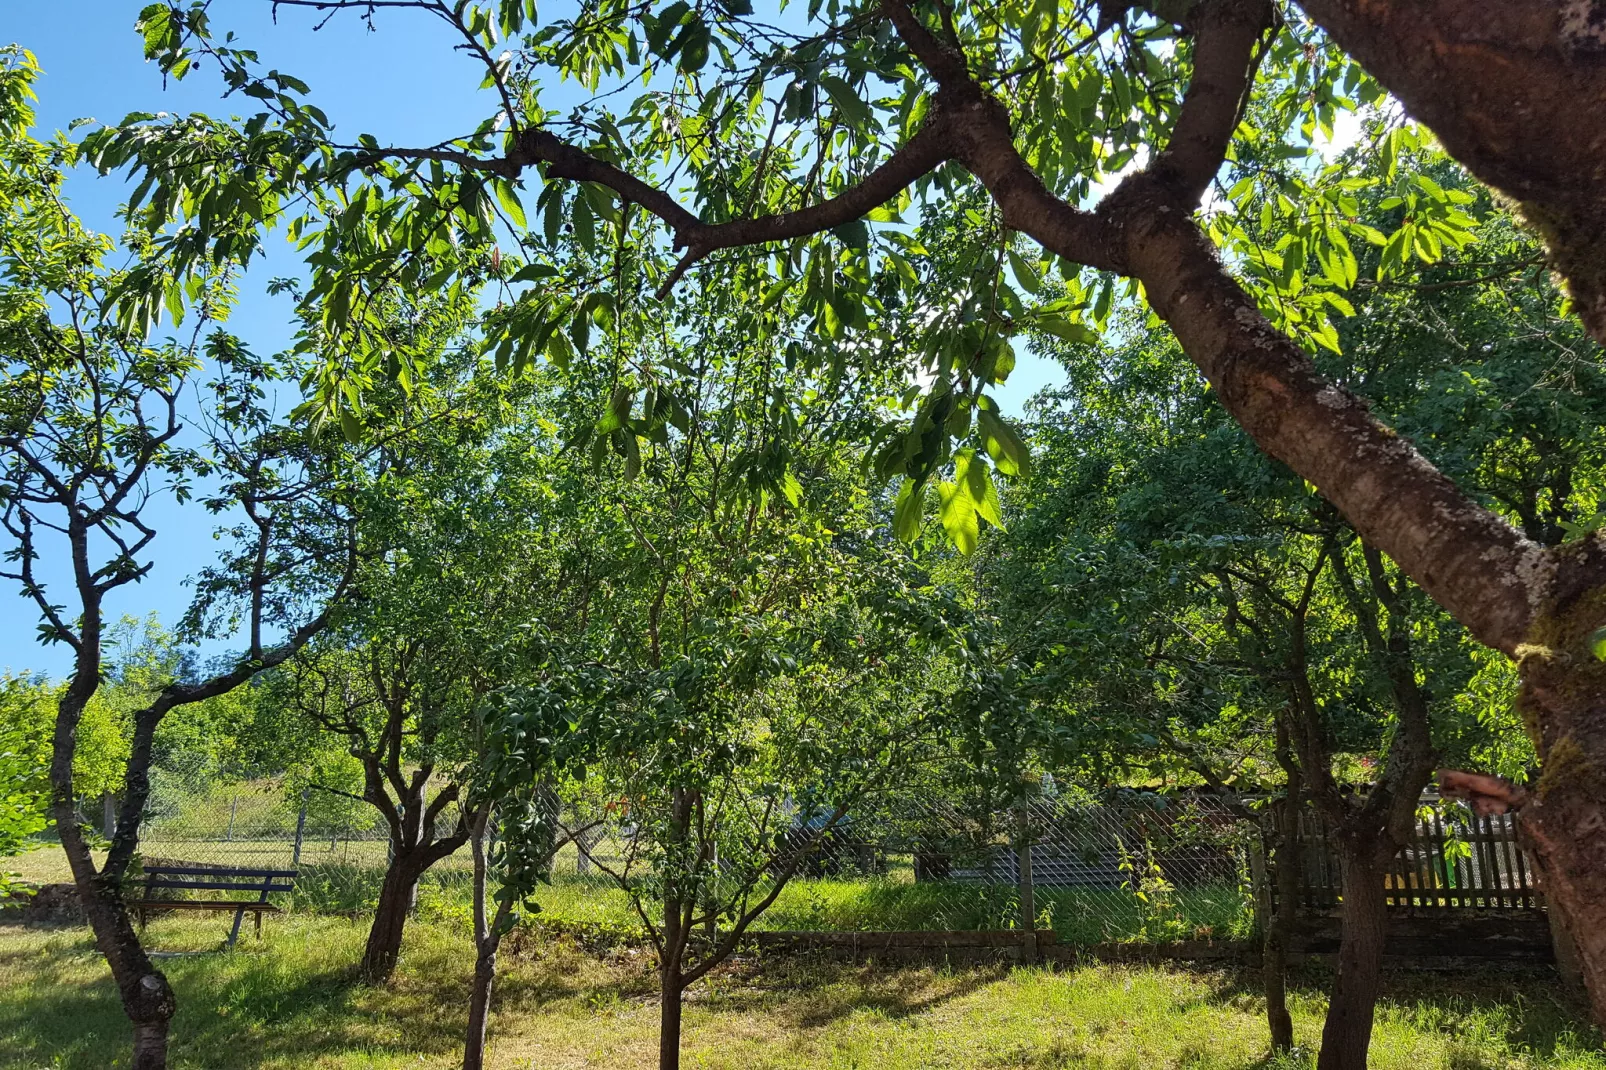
[1,911,1601,1070]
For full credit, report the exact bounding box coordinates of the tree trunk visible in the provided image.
[659,858,688,1070]
[1317,846,1389,1070]
[463,804,507,1070]
[1015,802,1037,965]
[53,683,175,1070]
[73,870,175,1070]
[1510,571,1606,1026]
[1265,793,1303,1054]
[658,964,684,1070]
[1294,0,1606,346]
[361,860,420,983]
[463,948,497,1070]
[131,1018,171,1070]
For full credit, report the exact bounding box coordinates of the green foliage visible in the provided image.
[0,673,52,898]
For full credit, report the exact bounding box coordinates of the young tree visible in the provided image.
[0,49,358,1069]
[280,364,573,982]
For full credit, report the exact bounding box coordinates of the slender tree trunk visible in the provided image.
[658,962,684,1070]
[1317,845,1389,1070]
[1015,801,1037,965]
[463,948,497,1070]
[463,806,508,1070]
[361,859,421,983]
[53,678,175,1070]
[66,850,175,1070]
[1265,792,1303,1053]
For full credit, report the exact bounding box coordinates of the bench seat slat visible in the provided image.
[144,868,297,878]
[142,879,294,893]
[130,900,284,913]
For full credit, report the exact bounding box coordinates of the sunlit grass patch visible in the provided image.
[1,913,1601,1070]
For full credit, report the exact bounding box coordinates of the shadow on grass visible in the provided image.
[1168,960,1602,1067]
[700,955,1009,1030]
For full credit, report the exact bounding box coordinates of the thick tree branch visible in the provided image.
[1113,198,1545,653]
[1296,0,1606,345]
[1148,0,1276,205]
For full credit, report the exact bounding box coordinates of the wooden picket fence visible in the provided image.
[1287,797,1539,912]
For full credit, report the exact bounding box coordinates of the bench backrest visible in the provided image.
[142,864,297,898]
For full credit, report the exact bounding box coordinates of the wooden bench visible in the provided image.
[132,863,296,947]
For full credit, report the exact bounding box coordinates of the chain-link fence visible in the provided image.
[535,787,1257,945]
[30,776,1255,945]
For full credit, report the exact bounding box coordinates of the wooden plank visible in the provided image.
[143,866,297,878]
[1513,822,1533,908]
[126,893,284,912]
[142,879,293,892]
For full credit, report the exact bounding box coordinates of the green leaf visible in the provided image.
[597,386,633,433]
[647,1,690,54]
[510,263,558,283]
[818,75,872,128]
[1034,314,1098,345]
[780,471,803,508]
[977,407,1031,479]
[1006,248,1043,295]
[937,481,980,555]
[893,479,923,543]
[572,194,596,253]
[492,177,527,228]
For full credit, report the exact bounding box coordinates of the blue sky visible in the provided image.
[1,1,1061,677]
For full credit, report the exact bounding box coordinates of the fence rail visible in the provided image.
[1288,798,1538,912]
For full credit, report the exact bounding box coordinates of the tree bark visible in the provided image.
[1317,845,1390,1070]
[1509,541,1606,1025]
[463,806,509,1070]
[658,882,688,1070]
[658,962,684,1070]
[1265,791,1303,1053]
[53,673,176,1070]
[361,858,422,983]
[1294,0,1606,345]
[463,949,497,1070]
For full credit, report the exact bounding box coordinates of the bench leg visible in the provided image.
[227,907,246,949]
[255,910,263,939]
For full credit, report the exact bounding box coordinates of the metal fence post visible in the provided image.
[292,788,309,867]
[103,793,117,839]
[225,794,238,842]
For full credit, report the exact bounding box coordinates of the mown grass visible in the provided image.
[1,910,1600,1070]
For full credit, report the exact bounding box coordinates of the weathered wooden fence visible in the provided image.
[1287,797,1538,912]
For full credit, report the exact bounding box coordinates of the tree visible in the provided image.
[0,48,360,1070]
[281,364,572,982]
[465,274,966,1069]
[82,0,1606,1027]
[992,171,1591,1060]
